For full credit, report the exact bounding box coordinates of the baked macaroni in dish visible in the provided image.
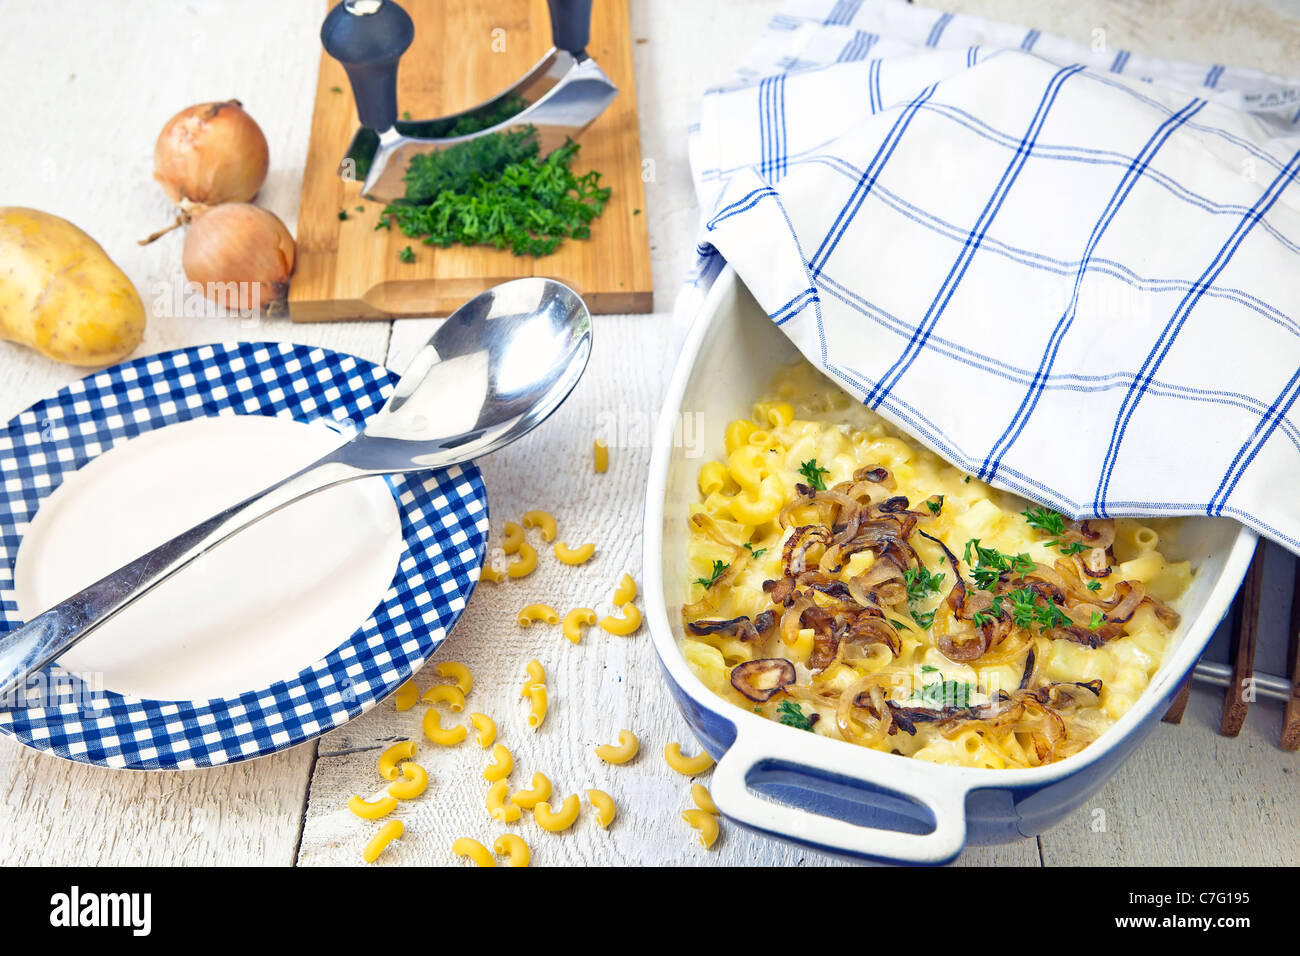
[682,362,1191,769]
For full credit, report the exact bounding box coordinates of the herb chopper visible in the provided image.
[321,0,618,202]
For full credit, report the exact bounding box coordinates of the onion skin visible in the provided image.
[182,203,295,314]
[153,100,269,209]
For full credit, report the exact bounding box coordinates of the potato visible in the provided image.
[0,207,145,366]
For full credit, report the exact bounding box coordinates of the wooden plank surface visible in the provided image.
[0,0,1297,868]
[289,0,653,321]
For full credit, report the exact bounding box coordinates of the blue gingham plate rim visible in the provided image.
[0,341,489,770]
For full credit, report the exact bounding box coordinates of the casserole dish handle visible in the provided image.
[711,728,969,864]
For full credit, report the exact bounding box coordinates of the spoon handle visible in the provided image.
[0,457,365,706]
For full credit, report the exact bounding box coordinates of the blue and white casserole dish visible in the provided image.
[642,266,1257,865]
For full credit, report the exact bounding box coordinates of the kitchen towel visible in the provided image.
[685,0,1300,554]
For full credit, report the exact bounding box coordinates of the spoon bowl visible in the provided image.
[353,277,591,467]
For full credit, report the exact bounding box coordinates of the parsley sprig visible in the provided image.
[743,542,766,560]
[693,559,728,590]
[903,565,944,631]
[1022,506,1092,557]
[776,700,815,731]
[798,459,831,491]
[975,586,1072,633]
[962,539,1035,590]
[912,676,972,709]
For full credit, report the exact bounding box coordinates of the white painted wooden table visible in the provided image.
[0,0,1297,867]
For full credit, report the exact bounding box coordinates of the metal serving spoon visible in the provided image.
[0,278,592,702]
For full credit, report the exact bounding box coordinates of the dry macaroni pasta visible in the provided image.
[554,541,596,565]
[593,730,638,764]
[680,809,719,849]
[434,661,473,696]
[522,510,558,542]
[534,793,580,832]
[586,789,616,829]
[469,713,497,748]
[562,608,597,644]
[364,820,403,863]
[494,834,531,867]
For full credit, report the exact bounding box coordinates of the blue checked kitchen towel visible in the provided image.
[684,0,1300,553]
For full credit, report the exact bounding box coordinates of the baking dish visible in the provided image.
[643,265,1257,864]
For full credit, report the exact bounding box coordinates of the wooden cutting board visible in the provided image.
[290,0,652,321]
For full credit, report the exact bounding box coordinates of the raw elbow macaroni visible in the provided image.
[348,792,398,820]
[377,741,417,781]
[665,742,715,776]
[494,834,531,867]
[486,779,522,823]
[554,541,596,565]
[484,744,514,782]
[691,783,718,815]
[681,808,719,849]
[562,608,597,644]
[599,603,642,636]
[434,661,473,696]
[469,713,497,748]
[452,837,495,867]
[363,820,404,863]
[502,521,525,554]
[594,730,639,764]
[612,573,637,605]
[526,686,548,730]
[510,772,552,810]
[393,679,418,712]
[517,603,560,626]
[586,789,616,829]
[386,762,429,800]
[507,542,537,578]
[593,438,609,473]
[521,660,546,695]
[534,793,581,832]
[424,708,468,747]
[421,684,466,712]
[522,509,557,542]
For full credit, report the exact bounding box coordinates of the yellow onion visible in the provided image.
[154,100,268,209]
[182,203,295,314]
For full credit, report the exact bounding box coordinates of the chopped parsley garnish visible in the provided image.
[693,559,728,590]
[903,565,945,604]
[1089,611,1104,631]
[973,586,1073,634]
[1021,506,1067,537]
[743,542,766,560]
[776,699,815,731]
[920,664,939,675]
[912,678,972,709]
[355,205,365,213]
[889,618,913,632]
[1086,579,1101,592]
[337,209,349,221]
[329,85,343,94]
[962,538,1035,590]
[925,495,944,515]
[1023,505,1094,557]
[398,245,415,263]
[903,565,944,631]
[798,459,831,491]
[381,130,610,257]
